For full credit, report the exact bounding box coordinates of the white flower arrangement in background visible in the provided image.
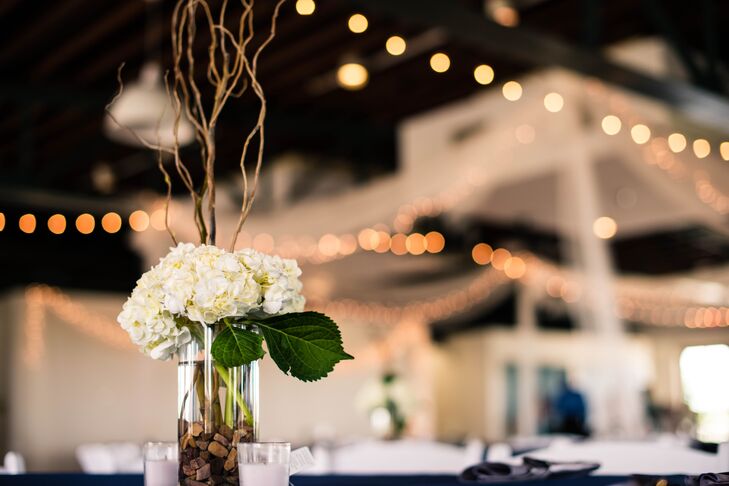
[117,243,305,360]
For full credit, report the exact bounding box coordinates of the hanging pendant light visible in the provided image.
[104,62,195,149]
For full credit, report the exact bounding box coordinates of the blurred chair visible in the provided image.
[76,442,143,474]
[0,452,26,474]
[317,439,484,474]
[520,439,729,475]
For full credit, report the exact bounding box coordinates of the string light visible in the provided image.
[101,212,122,234]
[429,53,450,73]
[601,115,621,135]
[19,214,36,234]
[75,213,95,234]
[593,216,617,239]
[474,64,495,85]
[502,81,522,101]
[385,36,406,56]
[150,208,167,231]
[336,63,368,90]
[668,133,687,153]
[721,142,729,161]
[630,124,651,144]
[0,212,6,231]
[693,138,711,159]
[47,214,66,235]
[348,13,368,33]
[129,210,150,232]
[425,231,445,253]
[490,248,511,270]
[405,233,427,255]
[24,285,136,367]
[543,92,564,113]
[504,256,526,279]
[295,0,315,16]
[472,243,493,265]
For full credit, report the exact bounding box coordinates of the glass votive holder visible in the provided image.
[143,441,178,486]
[238,442,291,486]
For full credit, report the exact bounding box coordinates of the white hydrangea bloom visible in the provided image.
[118,243,306,360]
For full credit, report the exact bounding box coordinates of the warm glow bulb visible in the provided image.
[318,234,341,257]
[490,248,511,270]
[693,139,711,159]
[593,216,617,239]
[472,243,493,265]
[601,115,621,135]
[425,231,445,253]
[0,212,5,231]
[19,214,36,234]
[631,124,651,144]
[668,133,687,153]
[101,212,122,233]
[47,214,66,235]
[474,64,494,85]
[385,36,406,56]
[721,142,729,161]
[129,210,150,232]
[348,13,368,33]
[295,0,315,15]
[390,233,408,256]
[336,63,368,90]
[504,256,526,279]
[502,81,522,101]
[543,92,564,112]
[75,213,95,235]
[430,52,450,73]
[150,208,167,231]
[405,233,426,255]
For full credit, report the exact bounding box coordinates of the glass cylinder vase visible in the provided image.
[177,323,259,486]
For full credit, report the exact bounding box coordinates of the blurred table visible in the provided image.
[0,474,633,485]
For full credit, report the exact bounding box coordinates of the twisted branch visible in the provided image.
[107,0,285,247]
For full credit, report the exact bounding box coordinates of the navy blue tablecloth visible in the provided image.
[0,474,633,486]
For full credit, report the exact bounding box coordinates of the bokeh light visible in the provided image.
[429,53,450,73]
[101,212,122,234]
[490,248,511,270]
[129,210,150,232]
[385,36,406,56]
[631,124,651,144]
[425,231,445,253]
[472,243,493,265]
[336,63,368,90]
[502,81,522,101]
[474,64,494,85]
[47,214,66,235]
[593,216,617,239]
[348,14,368,33]
[405,233,427,255]
[543,92,564,112]
[693,139,711,159]
[295,0,315,15]
[19,214,36,234]
[75,213,95,235]
[601,115,621,135]
[668,133,687,153]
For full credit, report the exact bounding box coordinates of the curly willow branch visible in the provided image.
[107,0,285,247]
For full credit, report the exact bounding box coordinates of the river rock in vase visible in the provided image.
[177,325,258,486]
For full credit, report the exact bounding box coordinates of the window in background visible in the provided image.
[679,344,729,443]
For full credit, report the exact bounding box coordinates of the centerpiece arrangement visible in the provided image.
[112,1,353,484]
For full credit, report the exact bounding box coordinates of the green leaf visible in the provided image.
[211,325,265,368]
[252,312,354,382]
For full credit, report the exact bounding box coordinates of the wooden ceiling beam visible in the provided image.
[33,1,147,78]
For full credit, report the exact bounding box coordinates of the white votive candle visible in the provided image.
[144,459,178,486]
[239,463,289,486]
